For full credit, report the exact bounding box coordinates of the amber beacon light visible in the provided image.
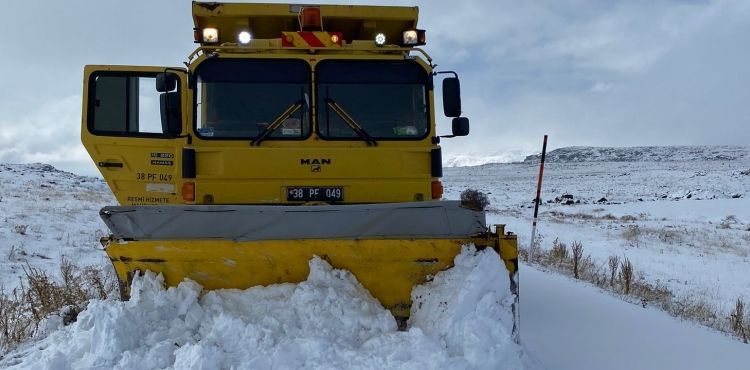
[300,7,323,31]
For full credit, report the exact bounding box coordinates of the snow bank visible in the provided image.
[410,247,527,369]
[2,247,535,369]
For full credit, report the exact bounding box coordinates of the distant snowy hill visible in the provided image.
[523,145,750,163]
[443,149,529,167]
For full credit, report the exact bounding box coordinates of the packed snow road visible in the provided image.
[521,265,750,370]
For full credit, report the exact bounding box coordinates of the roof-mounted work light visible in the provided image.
[401,29,426,46]
[198,27,219,44]
[238,31,252,45]
[375,33,386,46]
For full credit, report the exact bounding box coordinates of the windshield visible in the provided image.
[195,59,311,139]
[316,60,430,140]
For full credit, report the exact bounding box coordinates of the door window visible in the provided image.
[88,73,181,136]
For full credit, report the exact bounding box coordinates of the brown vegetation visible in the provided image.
[0,259,116,351]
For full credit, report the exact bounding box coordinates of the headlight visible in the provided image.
[202,28,219,44]
[238,31,252,45]
[375,33,386,46]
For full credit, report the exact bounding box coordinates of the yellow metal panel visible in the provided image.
[81,65,189,206]
[107,238,466,319]
[105,226,517,319]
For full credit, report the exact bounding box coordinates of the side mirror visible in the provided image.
[160,92,182,136]
[156,73,177,92]
[452,117,469,136]
[442,77,462,117]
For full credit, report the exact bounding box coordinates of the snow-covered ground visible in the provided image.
[445,146,750,316]
[1,145,749,369]
[0,164,112,289]
[0,248,534,369]
[522,265,750,370]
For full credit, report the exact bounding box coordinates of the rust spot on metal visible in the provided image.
[136,258,166,263]
[196,2,223,12]
[116,256,164,263]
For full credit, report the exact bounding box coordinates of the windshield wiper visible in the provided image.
[325,98,378,146]
[251,100,303,146]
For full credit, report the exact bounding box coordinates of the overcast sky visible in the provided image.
[1,0,748,176]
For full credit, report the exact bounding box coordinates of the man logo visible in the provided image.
[301,158,331,172]
[300,158,332,165]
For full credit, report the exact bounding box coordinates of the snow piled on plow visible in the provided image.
[1,247,536,370]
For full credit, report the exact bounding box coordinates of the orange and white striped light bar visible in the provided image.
[281,31,344,48]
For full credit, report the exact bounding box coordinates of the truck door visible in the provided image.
[81,66,188,206]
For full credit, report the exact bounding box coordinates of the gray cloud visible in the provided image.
[0,0,747,175]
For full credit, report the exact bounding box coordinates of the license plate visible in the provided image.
[287,186,344,202]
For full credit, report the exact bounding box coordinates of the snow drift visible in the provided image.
[1,247,534,370]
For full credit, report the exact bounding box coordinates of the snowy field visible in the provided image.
[0,164,112,289]
[445,146,750,316]
[1,145,749,369]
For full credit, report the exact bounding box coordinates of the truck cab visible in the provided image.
[81,2,469,207]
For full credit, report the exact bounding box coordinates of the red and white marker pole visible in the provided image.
[529,135,548,262]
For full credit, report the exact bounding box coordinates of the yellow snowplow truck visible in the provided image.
[81,2,518,328]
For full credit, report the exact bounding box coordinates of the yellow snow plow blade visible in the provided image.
[105,233,517,321]
[100,202,517,322]
[106,238,482,319]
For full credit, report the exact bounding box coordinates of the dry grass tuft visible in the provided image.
[608,255,619,287]
[548,238,568,267]
[13,225,28,235]
[0,259,116,351]
[460,188,490,211]
[730,298,748,343]
[621,225,641,244]
[619,258,633,295]
[571,241,584,279]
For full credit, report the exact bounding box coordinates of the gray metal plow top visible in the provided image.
[100,201,488,242]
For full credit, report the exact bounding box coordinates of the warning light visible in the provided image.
[331,34,340,44]
[182,182,196,202]
[431,180,443,199]
[300,7,322,31]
